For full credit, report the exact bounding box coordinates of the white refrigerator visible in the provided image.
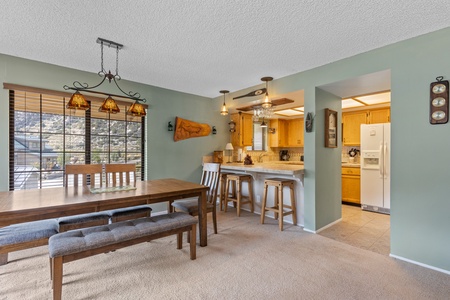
[360,123,390,214]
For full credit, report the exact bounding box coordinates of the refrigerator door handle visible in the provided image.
[384,142,388,178]
[379,142,384,178]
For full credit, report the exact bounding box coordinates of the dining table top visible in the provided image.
[0,178,210,246]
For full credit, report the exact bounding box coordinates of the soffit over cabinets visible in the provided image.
[271,91,391,118]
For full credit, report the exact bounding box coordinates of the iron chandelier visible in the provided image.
[63,38,147,116]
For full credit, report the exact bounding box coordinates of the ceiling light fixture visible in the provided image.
[261,77,273,108]
[220,90,229,116]
[63,37,147,116]
[260,118,268,128]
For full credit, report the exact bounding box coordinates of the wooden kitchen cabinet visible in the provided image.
[287,118,304,147]
[341,167,360,204]
[342,108,390,146]
[269,118,288,147]
[367,108,390,124]
[342,111,367,146]
[230,112,253,147]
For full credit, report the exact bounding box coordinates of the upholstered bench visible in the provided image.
[0,219,59,265]
[107,205,153,223]
[57,211,110,232]
[49,212,197,300]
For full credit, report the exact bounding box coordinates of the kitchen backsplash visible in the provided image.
[243,147,304,162]
[342,146,361,163]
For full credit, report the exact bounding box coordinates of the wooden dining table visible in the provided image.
[0,178,210,246]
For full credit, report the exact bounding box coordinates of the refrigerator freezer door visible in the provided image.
[361,124,385,210]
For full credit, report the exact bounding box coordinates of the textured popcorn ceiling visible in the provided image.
[1,1,450,99]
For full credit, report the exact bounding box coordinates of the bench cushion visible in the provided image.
[49,212,197,258]
[107,205,152,217]
[172,198,214,214]
[0,219,58,247]
[58,211,110,226]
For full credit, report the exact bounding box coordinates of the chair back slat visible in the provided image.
[105,163,136,187]
[200,163,221,205]
[65,164,103,187]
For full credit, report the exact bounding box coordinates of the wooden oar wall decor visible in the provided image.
[173,117,211,142]
[232,88,266,100]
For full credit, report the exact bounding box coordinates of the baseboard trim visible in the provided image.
[303,218,342,234]
[389,254,450,275]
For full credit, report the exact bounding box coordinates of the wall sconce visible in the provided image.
[228,121,236,132]
[305,112,315,133]
[268,128,276,134]
[212,126,217,134]
[168,121,174,131]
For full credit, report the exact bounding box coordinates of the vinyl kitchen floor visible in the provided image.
[319,204,391,256]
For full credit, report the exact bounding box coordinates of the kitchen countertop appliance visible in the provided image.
[280,150,290,161]
[360,123,390,214]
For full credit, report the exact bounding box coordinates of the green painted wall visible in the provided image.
[226,27,450,271]
[2,26,450,272]
[0,54,230,207]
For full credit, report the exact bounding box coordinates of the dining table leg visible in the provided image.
[198,190,207,247]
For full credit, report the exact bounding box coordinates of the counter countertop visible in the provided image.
[341,163,360,168]
[221,162,304,176]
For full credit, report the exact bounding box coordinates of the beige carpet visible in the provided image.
[1,210,449,300]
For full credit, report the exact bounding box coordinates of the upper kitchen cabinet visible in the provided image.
[367,108,390,124]
[342,111,367,146]
[269,118,288,147]
[287,118,304,147]
[342,108,390,146]
[230,112,253,147]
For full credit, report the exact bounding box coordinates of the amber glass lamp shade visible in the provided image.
[66,91,90,110]
[127,102,147,117]
[220,103,228,116]
[98,96,120,113]
[261,93,272,109]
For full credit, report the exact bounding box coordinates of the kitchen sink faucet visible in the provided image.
[257,153,267,163]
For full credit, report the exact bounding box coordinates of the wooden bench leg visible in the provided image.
[177,232,183,249]
[0,253,7,266]
[190,224,196,260]
[52,256,63,300]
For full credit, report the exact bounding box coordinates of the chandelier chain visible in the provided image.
[100,41,104,73]
[116,46,119,77]
[63,37,146,103]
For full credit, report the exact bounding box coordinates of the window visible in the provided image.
[9,89,145,191]
[249,123,267,151]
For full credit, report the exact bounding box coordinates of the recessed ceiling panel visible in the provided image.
[355,92,391,105]
[342,99,365,109]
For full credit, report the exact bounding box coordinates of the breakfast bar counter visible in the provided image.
[220,162,305,226]
[220,162,304,177]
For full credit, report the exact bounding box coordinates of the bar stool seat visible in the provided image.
[261,178,297,231]
[219,172,236,211]
[224,174,254,217]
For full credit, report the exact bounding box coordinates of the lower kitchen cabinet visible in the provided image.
[342,167,360,204]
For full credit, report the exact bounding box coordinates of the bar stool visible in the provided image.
[224,174,254,216]
[261,178,297,231]
[218,172,236,211]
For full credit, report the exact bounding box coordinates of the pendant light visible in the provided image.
[220,90,229,116]
[260,118,268,127]
[64,38,147,114]
[127,101,147,117]
[261,77,273,108]
[66,91,90,110]
[98,96,120,113]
